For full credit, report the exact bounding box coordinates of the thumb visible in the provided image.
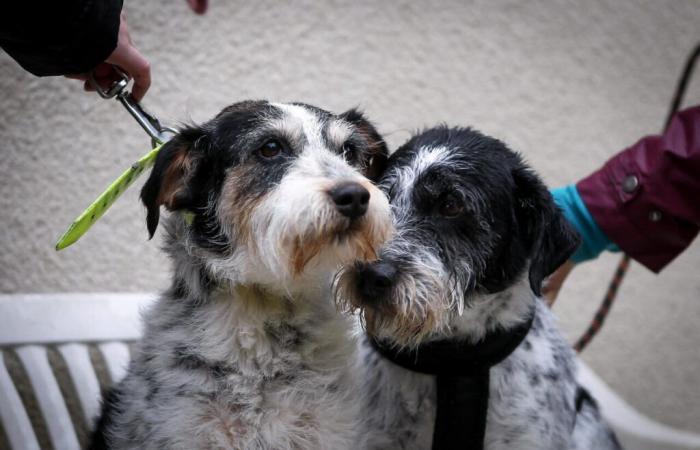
[108,45,151,102]
[542,260,575,307]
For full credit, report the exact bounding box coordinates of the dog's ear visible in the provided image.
[512,166,580,296]
[339,108,388,181]
[140,127,207,238]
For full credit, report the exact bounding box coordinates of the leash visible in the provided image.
[55,68,176,250]
[370,311,535,450]
[574,42,700,353]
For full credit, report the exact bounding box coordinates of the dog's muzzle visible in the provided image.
[356,261,398,301]
[329,181,370,220]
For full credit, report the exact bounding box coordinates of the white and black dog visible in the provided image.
[89,101,394,450]
[335,126,622,449]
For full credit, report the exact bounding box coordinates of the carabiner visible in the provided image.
[88,68,176,146]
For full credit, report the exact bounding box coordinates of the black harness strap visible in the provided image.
[370,312,534,450]
[432,371,490,450]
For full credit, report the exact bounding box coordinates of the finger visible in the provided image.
[75,62,116,94]
[543,261,575,306]
[98,62,113,75]
[543,283,563,307]
[543,288,558,307]
[83,67,122,93]
[187,0,208,14]
[110,46,151,102]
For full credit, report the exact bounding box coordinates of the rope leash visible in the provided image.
[575,42,700,353]
[55,69,175,250]
[574,254,630,352]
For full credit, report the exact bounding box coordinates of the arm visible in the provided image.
[0,0,123,76]
[576,105,700,272]
[544,106,700,304]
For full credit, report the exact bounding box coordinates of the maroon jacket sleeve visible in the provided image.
[576,105,700,273]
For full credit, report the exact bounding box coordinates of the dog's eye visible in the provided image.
[438,196,463,217]
[259,140,282,158]
[341,141,358,158]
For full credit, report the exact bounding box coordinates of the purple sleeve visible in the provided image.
[576,105,700,273]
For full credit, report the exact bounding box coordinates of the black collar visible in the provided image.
[369,309,535,450]
[369,311,534,376]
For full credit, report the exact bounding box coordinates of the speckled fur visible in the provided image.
[359,297,621,449]
[340,127,621,449]
[90,101,392,450]
[98,280,364,450]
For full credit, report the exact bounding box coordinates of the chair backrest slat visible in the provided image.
[15,345,80,450]
[57,343,102,427]
[0,294,153,346]
[98,342,131,384]
[0,352,41,450]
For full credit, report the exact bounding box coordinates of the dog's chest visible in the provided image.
[359,343,437,450]
[361,305,579,450]
[126,297,365,450]
[197,368,361,450]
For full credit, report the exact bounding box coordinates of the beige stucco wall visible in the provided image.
[1,0,698,440]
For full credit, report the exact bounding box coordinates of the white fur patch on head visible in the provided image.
[410,145,450,175]
[327,120,353,152]
[385,145,450,210]
[271,102,326,152]
[210,103,393,292]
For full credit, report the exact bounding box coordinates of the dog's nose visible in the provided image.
[330,182,370,219]
[358,262,397,300]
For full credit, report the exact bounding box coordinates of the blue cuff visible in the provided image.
[550,185,619,263]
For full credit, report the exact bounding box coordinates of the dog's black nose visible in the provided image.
[330,182,370,219]
[358,262,397,300]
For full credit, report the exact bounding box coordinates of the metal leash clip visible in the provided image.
[55,69,177,250]
[88,68,176,146]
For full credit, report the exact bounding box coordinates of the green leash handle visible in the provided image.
[55,145,162,250]
[55,68,174,251]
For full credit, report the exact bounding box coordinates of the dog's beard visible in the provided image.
[243,181,393,286]
[334,249,474,349]
[287,219,382,277]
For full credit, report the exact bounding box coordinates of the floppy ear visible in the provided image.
[512,166,580,296]
[140,128,207,238]
[339,108,389,181]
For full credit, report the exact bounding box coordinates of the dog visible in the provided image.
[89,100,394,450]
[335,126,622,449]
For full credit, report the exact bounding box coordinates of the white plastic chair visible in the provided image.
[1,293,699,450]
[578,363,700,450]
[0,293,152,450]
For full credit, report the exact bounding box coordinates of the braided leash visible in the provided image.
[575,42,700,353]
[574,254,630,352]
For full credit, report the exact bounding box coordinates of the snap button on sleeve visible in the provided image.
[621,175,639,193]
[648,210,663,222]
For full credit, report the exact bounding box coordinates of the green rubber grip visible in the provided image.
[55,144,163,250]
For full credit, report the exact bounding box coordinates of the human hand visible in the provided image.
[544,185,621,306]
[542,260,575,306]
[66,12,150,101]
[187,0,208,14]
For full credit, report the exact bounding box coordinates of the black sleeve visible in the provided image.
[0,0,123,76]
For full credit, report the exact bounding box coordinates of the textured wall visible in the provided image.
[1,0,699,435]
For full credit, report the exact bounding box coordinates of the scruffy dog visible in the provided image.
[90,101,394,450]
[335,127,621,450]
